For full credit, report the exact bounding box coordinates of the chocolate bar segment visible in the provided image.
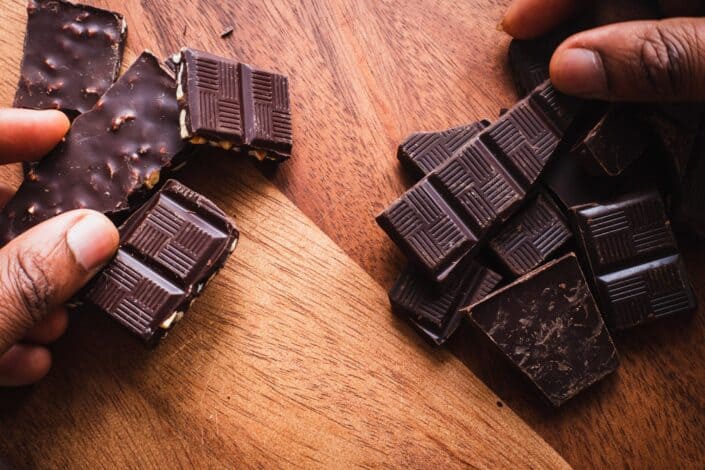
[464,253,619,407]
[84,179,238,344]
[376,179,478,284]
[674,125,705,234]
[14,0,127,116]
[489,192,571,276]
[572,191,695,329]
[572,106,649,176]
[378,81,578,285]
[389,262,501,346]
[397,120,490,179]
[0,52,187,244]
[175,48,292,161]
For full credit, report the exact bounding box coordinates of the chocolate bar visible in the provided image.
[377,81,578,285]
[84,179,238,344]
[488,191,571,276]
[572,191,696,330]
[389,262,501,346]
[571,106,649,176]
[397,120,490,179]
[174,48,293,162]
[464,253,619,407]
[14,0,127,117]
[0,52,187,244]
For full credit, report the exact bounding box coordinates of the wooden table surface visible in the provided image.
[0,0,704,467]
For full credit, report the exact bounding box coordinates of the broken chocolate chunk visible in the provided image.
[0,51,188,244]
[14,0,127,117]
[464,253,619,407]
[84,179,238,344]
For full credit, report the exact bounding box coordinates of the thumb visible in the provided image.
[550,18,705,101]
[0,210,118,354]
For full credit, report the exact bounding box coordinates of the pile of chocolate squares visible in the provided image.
[377,31,703,406]
[3,0,292,344]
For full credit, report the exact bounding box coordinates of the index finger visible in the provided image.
[0,108,70,164]
[502,0,581,39]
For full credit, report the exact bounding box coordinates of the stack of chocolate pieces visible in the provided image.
[4,0,294,344]
[378,28,699,406]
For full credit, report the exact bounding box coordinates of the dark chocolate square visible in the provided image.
[376,179,478,284]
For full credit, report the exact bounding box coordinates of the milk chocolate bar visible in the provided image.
[464,253,619,407]
[572,191,696,330]
[84,180,238,344]
[572,106,649,176]
[377,81,578,285]
[14,0,127,117]
[489,191,571,276]
[397,120,490,179]
[174,48,292,162]
[389,262,501,346]
[0,52,188,244]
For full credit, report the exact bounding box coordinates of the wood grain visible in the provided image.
[1,0,704,467]
[0,2,570,467]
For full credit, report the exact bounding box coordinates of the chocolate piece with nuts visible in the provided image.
[174,48,293,162]
[84,179,239,344]
[14,0,127,117]
[0,51,188,244]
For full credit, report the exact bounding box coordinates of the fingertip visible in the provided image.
[0,344,51,387]
[550,46,609,99]
[0,108,71,163]
[502,0,580,39]
[66,210,119,273]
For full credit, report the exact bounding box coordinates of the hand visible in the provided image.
[502,0,705,101]
[0,108,119,386]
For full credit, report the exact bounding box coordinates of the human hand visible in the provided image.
[0,108,118,386]
[502,0,705,101]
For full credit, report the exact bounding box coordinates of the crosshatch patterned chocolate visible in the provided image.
[572,191,696,330]
[377,80,578,286]
[489,191,571,276]
[176,48,292,161]
[389,262,502,346]
[14,0,127,116]
[397,120,490,179]
[85,180,239,344]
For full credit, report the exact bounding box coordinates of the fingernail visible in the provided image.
[66,214,118,272]
[551,48,608,98]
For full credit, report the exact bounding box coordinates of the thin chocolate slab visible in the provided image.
[572,191,695,329]
[175,48,292,162]
[14,0,127,116]
[0,51,187,244]
[507,29,572,97]
[389,262,501,346]
[489,191,571,276]
[397,120,490,179]
[377,81,578,285]
[464,253,619,407]
[84,179,238,344]
[572,106,649,176]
